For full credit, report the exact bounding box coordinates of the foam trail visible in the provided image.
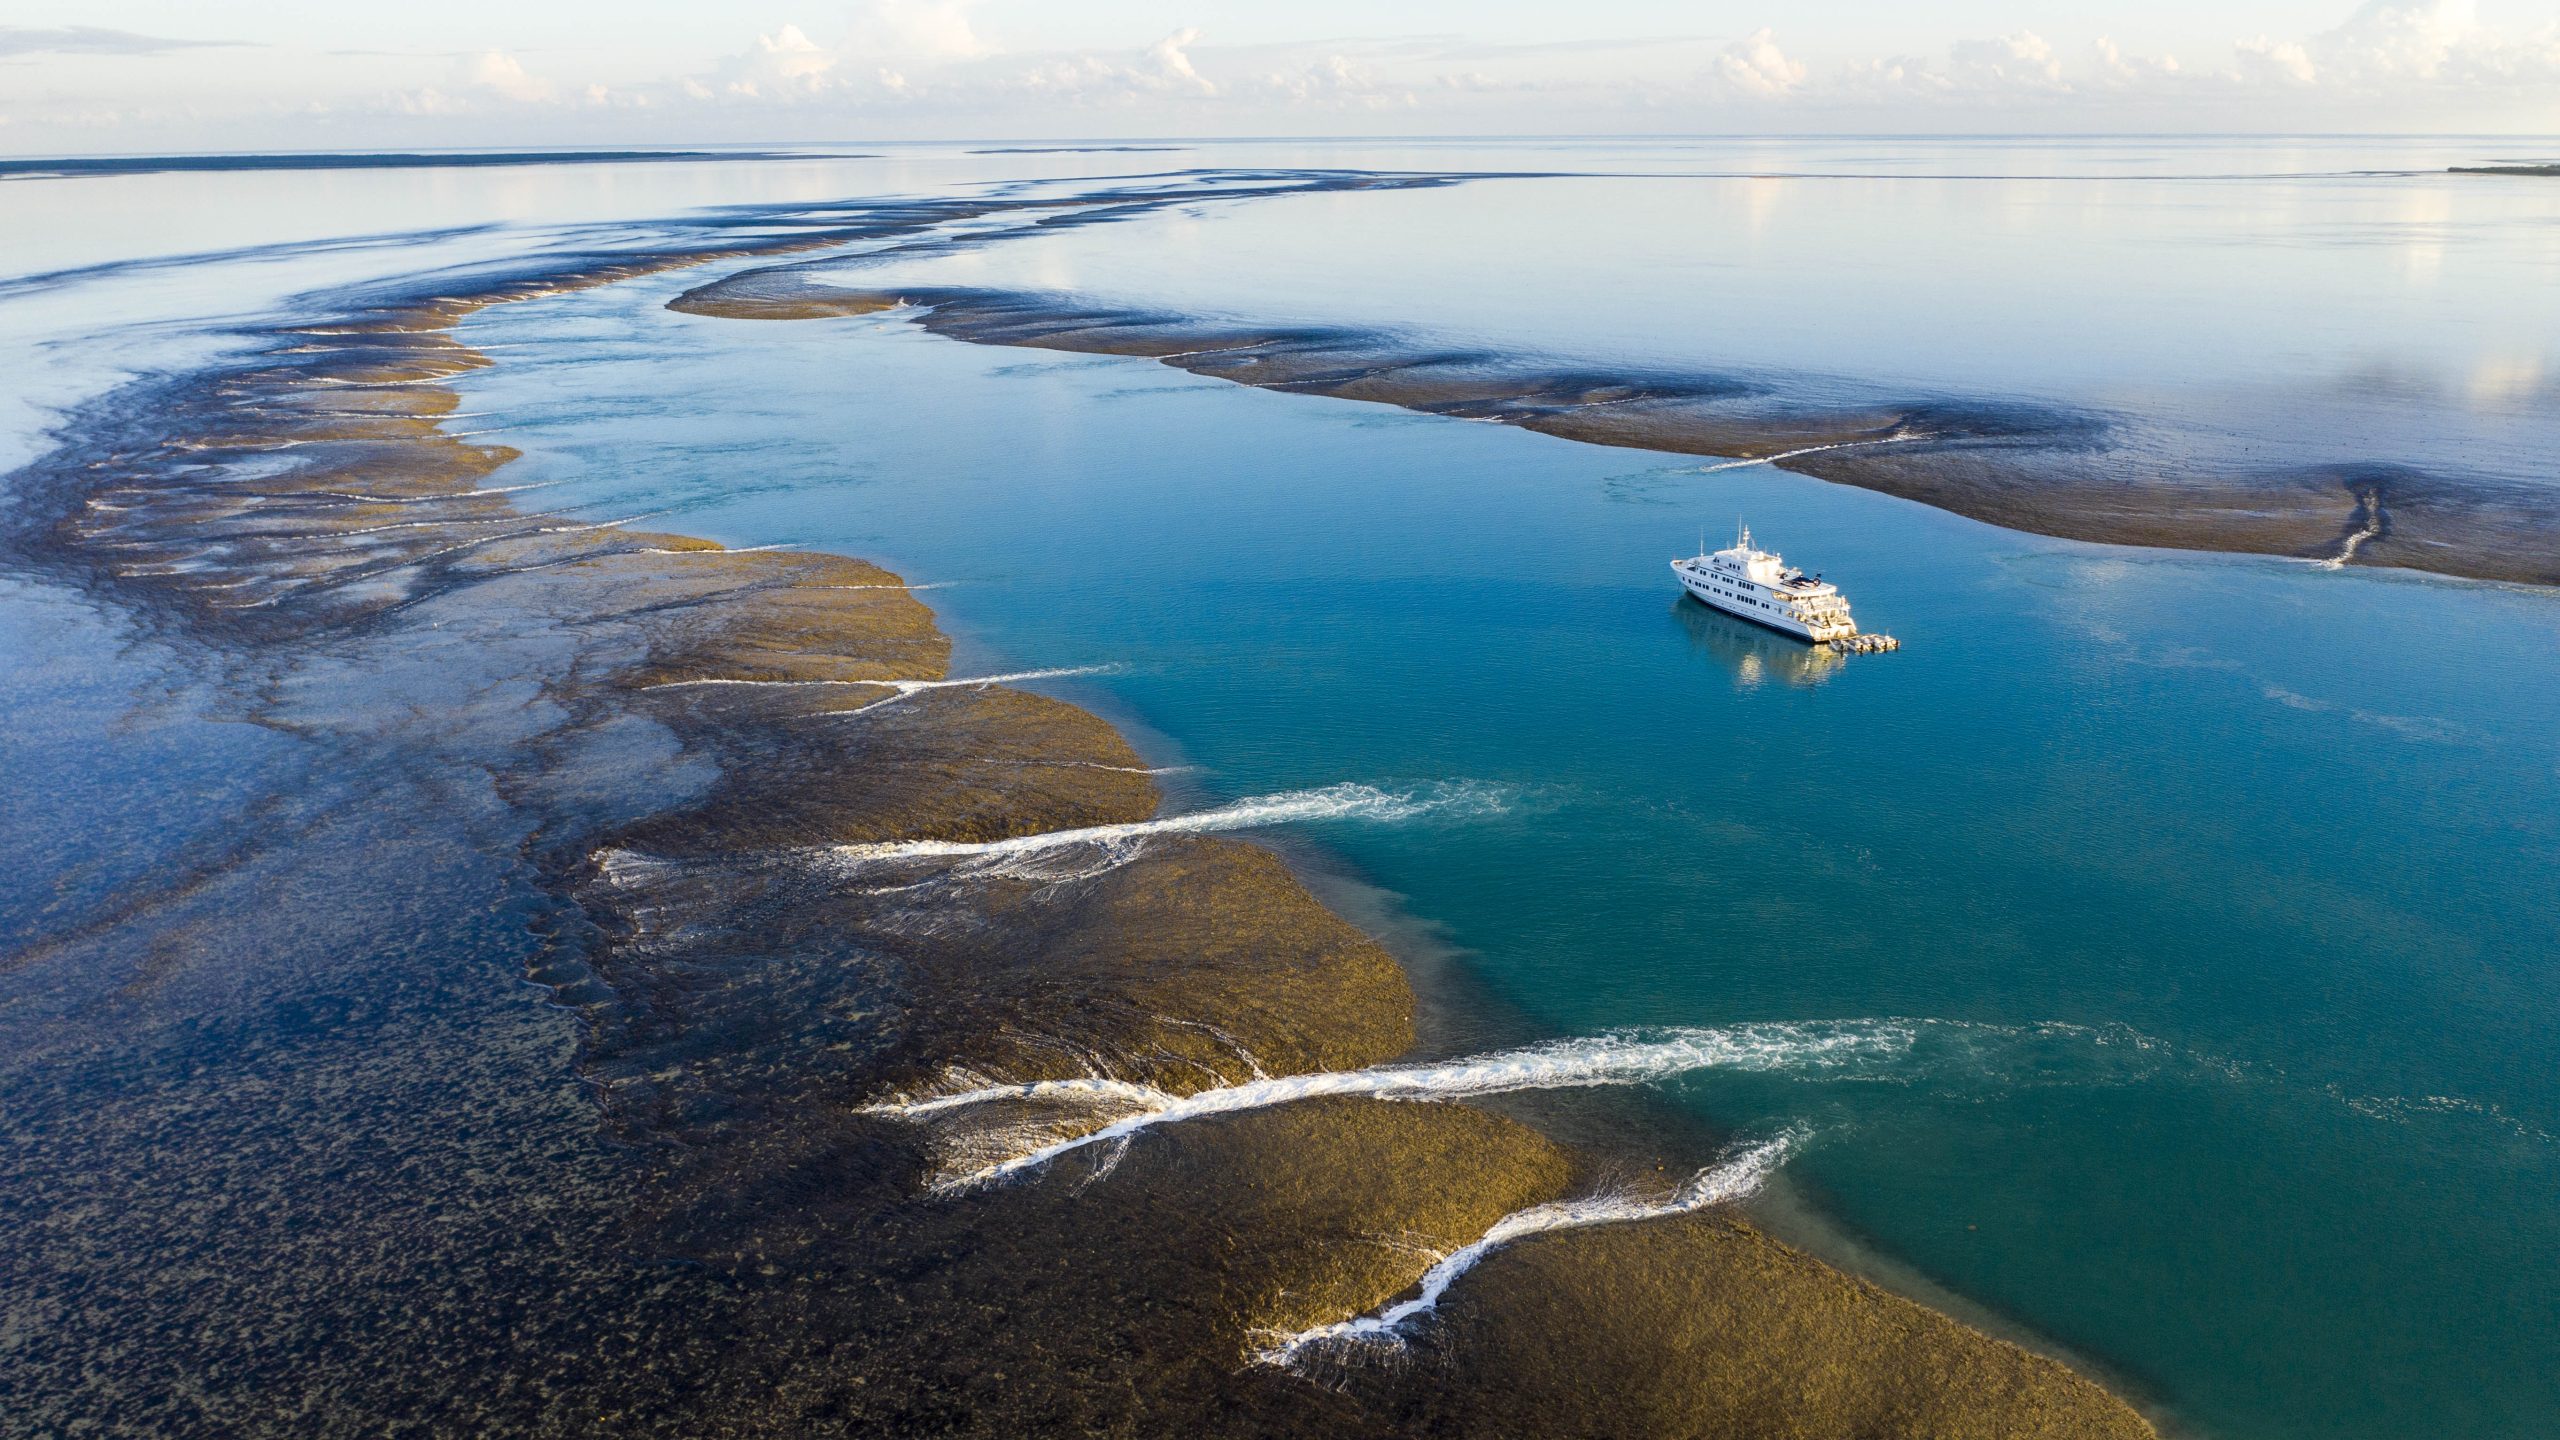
[249,508,567,540]
[1694,428,1928,475]
[617,541,803,557]
[867,1021,1900,1191]
[641,664,1110,695]
[887,1076,1175,1119]
[1255,1133,1801,1367]
[1002,759,1192,776]
[247,480,561,505]
[814,665,1115,714]
[818,780,1506,871]
[2319,496,2384,570]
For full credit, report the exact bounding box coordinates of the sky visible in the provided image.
[3,0,2558,153]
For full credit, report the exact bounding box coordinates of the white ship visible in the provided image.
[1672,523,1859,644]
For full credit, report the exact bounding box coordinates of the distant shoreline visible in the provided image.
[0,149,826,180]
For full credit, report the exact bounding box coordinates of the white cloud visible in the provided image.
[852,0,987,62]
[1834,32,2078,102]
[1715,29,1805,96]
[1143,28,1217,95]
[394,53,557,117]
[992,28,1227,105]
[1709,1,2555,113]
[692,13,989,104]
[2235,35,2320,84]
[27,0,2556,148]
[2092,36,2181,84]
[464,51,553,104]
[682,11,1208,108]
[1945,31,2066,89]
[2224,1,2560,92]
[1247,52,1426,108]
[581,82,652,109]
[718,24,838,99]
[2315,0,2477,78]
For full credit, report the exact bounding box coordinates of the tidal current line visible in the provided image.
[813,780,1511,870]
[863,1021,1907,1191]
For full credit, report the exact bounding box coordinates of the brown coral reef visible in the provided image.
[0,221,2151,1438]
[676,273,2560,588]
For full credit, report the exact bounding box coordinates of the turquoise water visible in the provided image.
[5,139,2557,1439]
[456,256,2560,1439]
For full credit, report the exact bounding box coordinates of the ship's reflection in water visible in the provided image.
[1670,595,1845,688]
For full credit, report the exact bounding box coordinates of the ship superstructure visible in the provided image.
[1671,523,1860,644]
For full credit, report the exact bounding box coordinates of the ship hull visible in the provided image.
[1672,561,1850,644]
[1677,581,1817,641]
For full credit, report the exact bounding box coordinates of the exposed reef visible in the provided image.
[673,273,2560,589]
[2,178,2152,1436]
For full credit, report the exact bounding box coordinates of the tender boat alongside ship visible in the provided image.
[1673,524,1897,652]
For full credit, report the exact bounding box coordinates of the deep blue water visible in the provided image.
[4,138,2555,1440]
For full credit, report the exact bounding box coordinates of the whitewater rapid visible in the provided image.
[591,779,1510,895]
[642,664,1111,696]
[1254,1132,1802,1367]
[814,780,1510,874]
[864,1021,1907,1191]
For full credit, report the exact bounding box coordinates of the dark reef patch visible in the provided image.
[673,273,2560,589]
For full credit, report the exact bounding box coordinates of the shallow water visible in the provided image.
[7,138,2559,1440]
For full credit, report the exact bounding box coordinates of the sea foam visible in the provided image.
[1692,426,1931,474]
[865,1021,1904,1192]
[1254,1132,1802,1368]
[820,780,1508,870]
[644,664,1110,696]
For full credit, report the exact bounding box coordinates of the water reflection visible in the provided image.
[1670,594,1843,688]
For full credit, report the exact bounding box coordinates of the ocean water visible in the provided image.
[6,138,2558,1439]
[833,134,2560,504]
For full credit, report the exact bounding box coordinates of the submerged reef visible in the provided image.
[675,272,2560,589]
[2,178,2151,1437]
